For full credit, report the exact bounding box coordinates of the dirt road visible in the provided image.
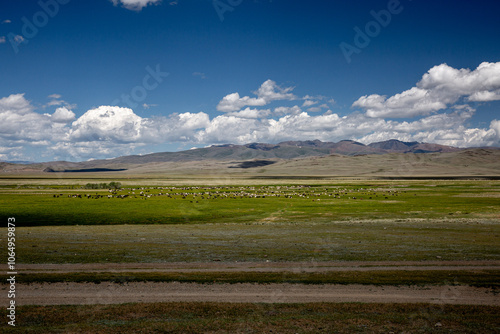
[4,282,499,306]
[2,261,498,306]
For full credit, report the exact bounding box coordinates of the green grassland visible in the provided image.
[6,220,500,264]
[1,180,499,264]
[1,180,499,226]
[1,179,499,332]
[1,302,499,333]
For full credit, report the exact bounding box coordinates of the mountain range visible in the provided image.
[99,139,464,165]
[1,139,499,176]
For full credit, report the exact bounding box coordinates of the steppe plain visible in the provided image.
[1,149,500,333]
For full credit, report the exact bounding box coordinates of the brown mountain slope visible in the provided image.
[1,140,499,177]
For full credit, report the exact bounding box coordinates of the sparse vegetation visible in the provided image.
[1,302,499,333]
[4,269,499,287]
[9,219,500,264]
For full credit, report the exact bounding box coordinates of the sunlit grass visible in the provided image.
[1,180,499,226]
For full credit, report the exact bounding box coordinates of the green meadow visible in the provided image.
[1,179,499,264]
[1,178,499,332]
[2,180,499,226]
[7,220,500,264]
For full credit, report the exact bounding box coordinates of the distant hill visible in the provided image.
[368,139,460,153]
[100,139,465,166]
[1,139,499,175]
[368,139,418,151]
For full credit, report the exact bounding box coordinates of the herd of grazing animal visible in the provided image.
[57,185,405,202]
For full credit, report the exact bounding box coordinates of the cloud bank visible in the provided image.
[353,62,500,118]
[1,63,500,162]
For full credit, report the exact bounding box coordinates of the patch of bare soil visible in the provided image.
[3,261,498,306]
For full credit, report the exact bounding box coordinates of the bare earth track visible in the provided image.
[9,282,499,306]
[2,261,499,306]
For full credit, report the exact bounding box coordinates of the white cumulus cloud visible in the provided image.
[302,100,317,107]
[353,62,500,118]
[1,72,499,162]
[69,106,144,143]
[490,119,500,139]
[111,0,162,11]
[0,93,33,115]
[217,80,297,112]
[216,92,267,113]
[51,107,76,123]
[0,94,71,155]
[274,105,302,116]
[226,107,271,119]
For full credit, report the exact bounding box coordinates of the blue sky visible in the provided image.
[1,0,499,162]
